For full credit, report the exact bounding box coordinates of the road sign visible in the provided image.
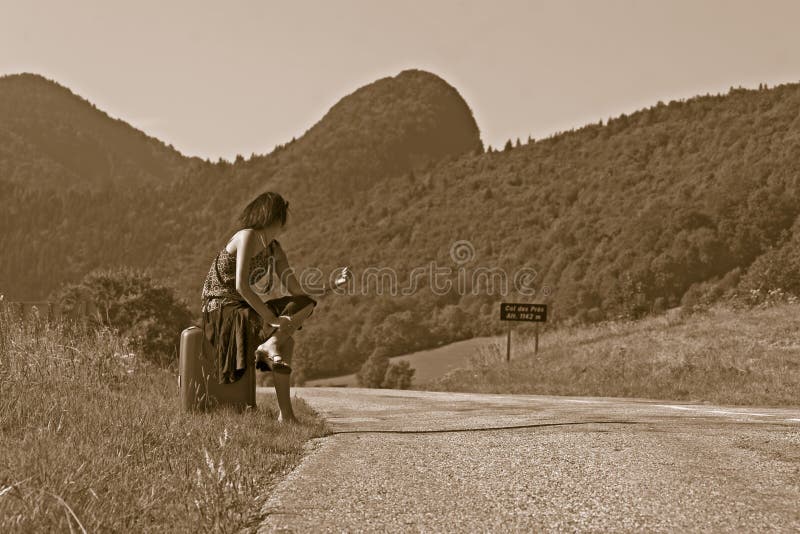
[499,302,548,361]
[500,302,547,322]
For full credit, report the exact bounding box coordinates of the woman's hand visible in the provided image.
[262,314,294,335]
[260,316,276,337]
[276,315,294,330]
[314,267,353,297]
[332,267,352,289]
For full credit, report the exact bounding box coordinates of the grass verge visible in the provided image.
[424,301,800,407]
[0,310,328,533]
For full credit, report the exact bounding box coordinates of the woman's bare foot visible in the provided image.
[277,414,299,424]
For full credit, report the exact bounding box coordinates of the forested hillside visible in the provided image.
[0,73,192,190]
[2,70,800,379]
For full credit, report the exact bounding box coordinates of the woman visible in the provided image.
[201,191,351,422]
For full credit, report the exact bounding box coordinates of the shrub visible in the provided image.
[743,288,799,308]
[586,307,604,323]
[738,241,800,296]
[679,269,741,311]
[50,266,192,366]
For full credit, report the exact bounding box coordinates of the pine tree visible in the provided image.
[504,139,513,151]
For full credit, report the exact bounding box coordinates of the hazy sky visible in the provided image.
[2,0,800,161]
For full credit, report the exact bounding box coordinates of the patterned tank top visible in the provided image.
[201,237,282,312]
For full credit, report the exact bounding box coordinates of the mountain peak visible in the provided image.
[284,68,483,186]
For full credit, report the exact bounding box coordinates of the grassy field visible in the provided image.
[305,335,503,387]
[0,310,328,533]
[424,301,800,407]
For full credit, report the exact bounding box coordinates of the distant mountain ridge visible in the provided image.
[0,72,193,190]
[2,70,800,381]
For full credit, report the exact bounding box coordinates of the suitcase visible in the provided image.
[178,325,256,412]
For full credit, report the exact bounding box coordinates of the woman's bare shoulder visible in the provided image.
[225,229,256,254]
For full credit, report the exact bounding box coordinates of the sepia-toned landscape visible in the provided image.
[2,2,799,532]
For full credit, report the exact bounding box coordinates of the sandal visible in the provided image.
[255,350,292,374]
[267,355,292,374]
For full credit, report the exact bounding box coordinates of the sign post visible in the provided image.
[506,324,511,362]
[499,302,547,361]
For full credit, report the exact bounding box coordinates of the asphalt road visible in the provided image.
[256,387,800,533]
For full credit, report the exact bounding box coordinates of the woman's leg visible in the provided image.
[258,296,316,358]
[272,337,296,421]
[272,300,314,340]
[268,305,309,422]
[259,296,315,421]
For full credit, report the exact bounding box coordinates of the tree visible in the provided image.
[356,347,390,387]
[371,310,422,354]
[515,137,521,148]
[432,304,469,340]
[51,266,193,366]
[504,139,513,151]
[381,360,415,389]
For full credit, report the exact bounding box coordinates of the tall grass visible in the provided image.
[427,302,800,407]
[0,309,327,533]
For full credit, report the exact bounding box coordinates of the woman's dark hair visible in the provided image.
[234,191,290,230]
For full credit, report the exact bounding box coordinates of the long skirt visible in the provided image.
[202,295,317,384]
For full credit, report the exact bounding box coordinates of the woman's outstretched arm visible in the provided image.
[274,241,352,298]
